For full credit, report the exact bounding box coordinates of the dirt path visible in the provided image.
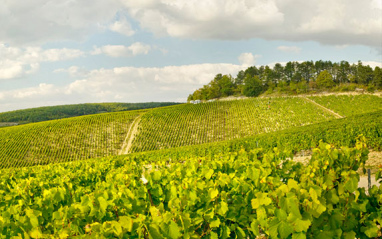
[119,115,142,155]
[303,97,344,119]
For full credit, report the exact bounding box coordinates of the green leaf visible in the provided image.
[342,231,356,239]
[149,224,164,239]
[250,220,259,236]
[344,176,358,192]
[111,221,123,238]
[59,230,69,239]
[208,188,219,200]
[329,212,344,230]
[119,216,133,232]
[251,192,271,209]
[275,208,287,221]
[288,179,299,191]
[327,189,339,204]
[362,223,378,238]
[210,218,220,228]
[269,218,280,238]
[98,196,108,213]
[168,221,181,239]
[210,231,218,239]
[153,170,162,181]
[29,228,43,239]
[217,201,228,216]
[205,169,214,180]
[278,221,293,239]
[29,215,39,228]
[292,232,306,239]
[287,194,301,218]
[293,218,311,232]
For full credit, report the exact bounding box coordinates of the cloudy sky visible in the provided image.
[1,0,381,112]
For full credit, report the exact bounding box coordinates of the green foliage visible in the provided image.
[189,60,382,101]
[242,75,263,97]
[130,97,335,153]
[0,140,380,238]
[1,95,381,168]
[373,66,382,89]
[0,102,179,125]
[316,70,335,89]
[123,110,382,162]
[308,94,382,117]
[0,110,144,168]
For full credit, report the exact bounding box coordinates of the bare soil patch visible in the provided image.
[119,115,142,155]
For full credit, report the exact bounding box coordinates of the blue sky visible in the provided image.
[0,0,381,112]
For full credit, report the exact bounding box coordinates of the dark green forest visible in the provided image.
[188,60,382,101]
[0,102,180,125]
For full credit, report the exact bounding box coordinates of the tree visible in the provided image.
[242,75,263,97]
[373,67,382,89]
[218,75,234,97]
[316,70,335,89]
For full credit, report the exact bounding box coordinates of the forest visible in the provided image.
[188,60,382,101]
[0,102,179,125]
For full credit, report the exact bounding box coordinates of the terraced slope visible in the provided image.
[308,94,382,117]
[0,110,144,168]
[130,97,335,152]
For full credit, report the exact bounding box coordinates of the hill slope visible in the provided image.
[0,94,381,169]
[0,102,180,126]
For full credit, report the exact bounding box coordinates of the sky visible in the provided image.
[0,0,381,113]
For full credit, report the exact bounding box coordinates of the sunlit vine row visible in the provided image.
[308,94,382,117]
[0,110,144,168]
[130,97,335,152]
[0,139,380,238]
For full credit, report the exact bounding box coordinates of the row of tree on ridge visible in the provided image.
[188,60,382,101]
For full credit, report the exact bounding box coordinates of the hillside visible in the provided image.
[0,110,145,168]
[0,94,381,168]
[0,102,180,126]
[0,126,381,238]
[0,94,381,238]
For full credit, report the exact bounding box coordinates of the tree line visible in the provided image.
[188,60,382,101]
[0,102,180,125]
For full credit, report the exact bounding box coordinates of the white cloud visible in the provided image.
[0,44,84,80]
[121,0,381,47]
[0,0,123,46]
[1,0,380,48]
[238,53,260,66]
[277,46,302,53]
[13,83,57,99]
[360,61,382,69]
[91,42,151,57]
[0,62,245,112]
[109,17,135,36]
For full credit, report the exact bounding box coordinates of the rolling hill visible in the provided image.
[0,93,381,238]
[0,94,381,168]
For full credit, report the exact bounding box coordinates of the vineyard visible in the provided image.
[307,94,382,117]
[0,110,145,168]
[120,110,382,163]
[0,139,381,238]
[0,94,381,238]
[130,97,335,153]
[1,95,382,168]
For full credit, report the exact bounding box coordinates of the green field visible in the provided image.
[0,97,339,168]
[308,94,382,117]
[130,97,335,153]
[0,110,145,168]
[0,94,381,238]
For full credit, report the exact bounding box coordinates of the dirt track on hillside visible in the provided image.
[119,115,141,155]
